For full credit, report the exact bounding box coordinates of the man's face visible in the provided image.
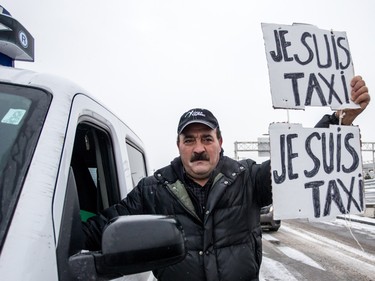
[178,123,223,183]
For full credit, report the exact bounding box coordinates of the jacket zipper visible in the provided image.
[164,184,202,223]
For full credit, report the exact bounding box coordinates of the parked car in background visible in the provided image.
[260,204,281,231]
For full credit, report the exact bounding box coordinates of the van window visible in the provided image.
[57,121,121,279]
[0,83,51,248]
[126,142,147,187]
[70,122,120,221]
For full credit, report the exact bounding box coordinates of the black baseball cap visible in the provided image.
[177,108,219,134]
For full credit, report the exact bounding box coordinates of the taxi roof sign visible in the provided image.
[0,9,34,63]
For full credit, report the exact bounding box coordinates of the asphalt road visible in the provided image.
[260,218,375,281]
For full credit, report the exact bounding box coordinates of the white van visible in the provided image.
[0,62,185,280]
[0,9,185,280]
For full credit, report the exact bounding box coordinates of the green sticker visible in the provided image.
[1,109,26,125]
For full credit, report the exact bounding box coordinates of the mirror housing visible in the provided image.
[70,215,186,280]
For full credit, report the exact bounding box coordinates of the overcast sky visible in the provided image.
[2,0,374,170]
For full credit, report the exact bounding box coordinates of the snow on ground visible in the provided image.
[260,256,299,281]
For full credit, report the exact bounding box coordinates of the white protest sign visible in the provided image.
[269,123,364,220]
[261,23,360,110]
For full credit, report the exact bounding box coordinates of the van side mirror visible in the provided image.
[96,215,186,276]
[69,215,186,280]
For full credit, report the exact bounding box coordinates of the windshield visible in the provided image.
[0,83,51,247]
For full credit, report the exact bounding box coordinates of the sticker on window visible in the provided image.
[1,109,26,125]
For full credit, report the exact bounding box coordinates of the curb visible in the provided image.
[336,215,375,226]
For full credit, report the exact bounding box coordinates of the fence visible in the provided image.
[365,178,375,207]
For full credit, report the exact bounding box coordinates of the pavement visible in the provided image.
[337,214,375,226]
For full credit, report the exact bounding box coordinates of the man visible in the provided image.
[83,76,370,281]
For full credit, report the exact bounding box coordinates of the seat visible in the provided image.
[71,129,98,220]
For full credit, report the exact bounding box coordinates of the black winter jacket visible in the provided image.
[315,112,340,128]
[84,156,272,281]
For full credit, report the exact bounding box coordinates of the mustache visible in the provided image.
[190,152,210,162]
